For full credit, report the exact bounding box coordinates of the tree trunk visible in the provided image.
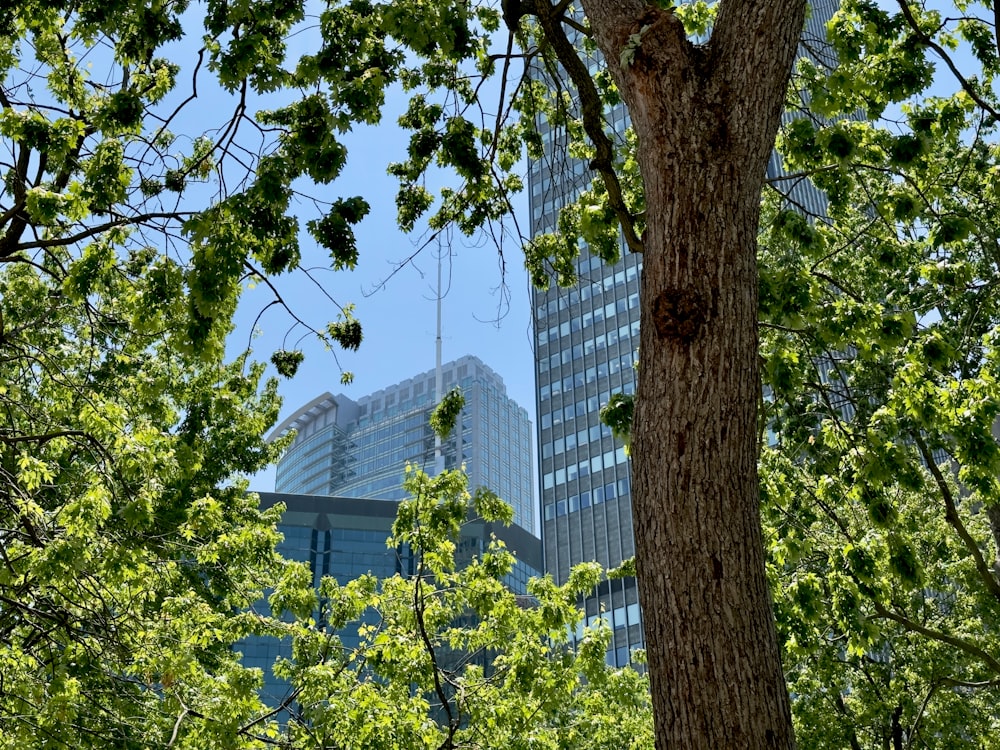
[579,2,806,747]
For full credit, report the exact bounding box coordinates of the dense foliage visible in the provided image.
[759,2,1000,745]
[5,0,1000,747]
[0,6,651,745]
[0,0,301,744]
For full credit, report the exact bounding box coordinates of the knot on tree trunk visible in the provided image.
[652,286,710,342]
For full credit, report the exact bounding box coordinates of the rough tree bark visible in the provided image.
[578,1,807,748]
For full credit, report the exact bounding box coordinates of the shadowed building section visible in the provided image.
[239,492,543,711]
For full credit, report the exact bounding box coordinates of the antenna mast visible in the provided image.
[433,245,444,476]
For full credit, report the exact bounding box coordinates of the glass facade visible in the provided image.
[529,1,839,667]
[272,355,535,533]
[238,493,543,710]
[531,203,644,667]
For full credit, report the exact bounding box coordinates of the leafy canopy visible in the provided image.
[7,0,1000,747]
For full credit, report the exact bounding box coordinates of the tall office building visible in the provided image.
[240,492,543,708]
[529,2,838,667]
[272,355,535,532]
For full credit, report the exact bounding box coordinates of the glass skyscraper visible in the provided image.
[529,1,838,667]
[272,355,535,533]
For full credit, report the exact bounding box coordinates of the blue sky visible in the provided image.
[236,87,537,492]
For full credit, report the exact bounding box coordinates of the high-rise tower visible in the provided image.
[529,1,839,667]
[272,355,536,532]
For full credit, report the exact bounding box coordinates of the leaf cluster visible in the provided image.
[429,386,466,440]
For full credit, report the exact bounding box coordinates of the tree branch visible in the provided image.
[870,599,1000,675]
[0,429,88,445]
[895,0,1000,120]
[532,0,644,254]
[904,682,940,750]
[995,1,1000,60]
[12,212,191,252]
[912,431,1000,603]
[834,693,864,750]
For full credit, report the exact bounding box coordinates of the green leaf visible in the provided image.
[429,387,465,440]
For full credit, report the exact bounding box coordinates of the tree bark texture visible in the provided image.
[579,1,807,748]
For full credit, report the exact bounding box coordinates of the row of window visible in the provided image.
[540,351,636,403]
[361,371,521,427]
[530,154,589,197]
[538,292,640,348]
[285,417,340,451]
[542,421,613,461]
[545,398,596,432]
[338,473,413,499]
[539,323,639,374]
[352,446,458,478]
[355,396,431,431]
[480,465,531,493]
[544,474,632,521]
[540,376,635,431]
[362,373,474,414]
[358,398,429,425]
[540,324,639,383]
[277,424,341,480]
[478,412,529,437]
[275,442,333,486]
[354,424,438,458]
[572,601,641,640]
[535,260,641,320]
[529,176,587,217]
[506,559,540,591]
[542,447,629,492]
